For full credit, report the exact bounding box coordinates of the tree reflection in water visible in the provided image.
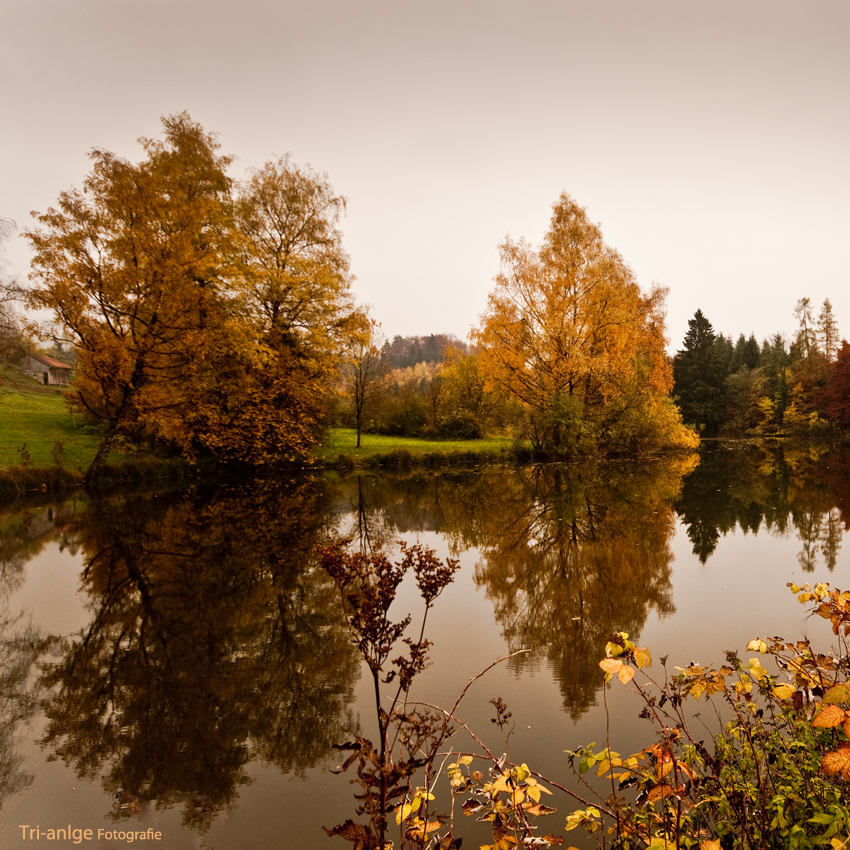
[675,442,850,569]
[332,459,695,721]
[38,478,359,830]
[19,443,850,838]
[468,460,695,720]
[0,519,51,810]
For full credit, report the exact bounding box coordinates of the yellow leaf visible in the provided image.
[458,755,473,766]
[772,684,796,700]
[618,665,636,684]
[404,820,442,840]
[748,658,769,681]
[747,638,769,654]
[634,647,652,670]
[599,658,624,680]
[689,679,707,700]
[490,774,510,793]
[527,784,541,803]
[823,684,850,704]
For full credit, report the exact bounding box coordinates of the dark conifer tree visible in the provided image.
[672,309,728,435]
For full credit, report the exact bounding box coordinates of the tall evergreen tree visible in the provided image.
[817,298,840,362]
[673,309,728,435]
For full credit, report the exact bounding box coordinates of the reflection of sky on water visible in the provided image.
[0,452,849,850]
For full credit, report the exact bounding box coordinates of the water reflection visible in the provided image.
[0,510,52,811]
[675,442,850,569]
[468,460,694,720]
[36,480,359,830]
[3,444,850,840]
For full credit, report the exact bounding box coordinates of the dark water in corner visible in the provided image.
[1,442,850,849]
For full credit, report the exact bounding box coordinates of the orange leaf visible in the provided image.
[812,704,846,728]
[599,658,623,675]
[618,666,636,684]
[820,747,850,780]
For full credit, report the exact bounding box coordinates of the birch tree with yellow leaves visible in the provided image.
[473,193,697,453]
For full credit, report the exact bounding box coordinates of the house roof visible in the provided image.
[29,353,71,369]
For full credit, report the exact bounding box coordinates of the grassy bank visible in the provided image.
[0,362,104,468]
[1,370,515,484]
[315,428,517,467]
[0,367,192,495]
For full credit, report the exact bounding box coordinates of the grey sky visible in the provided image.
[3,0,848,351]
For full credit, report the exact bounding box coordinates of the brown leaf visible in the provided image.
[523,803,557,816]
[646,783,675,801]
[461,797,484,815]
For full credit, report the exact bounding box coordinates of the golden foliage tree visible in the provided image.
[25,114,236,478]
[25,118,363,472]
[234,155,358,369]
[473,193,696,453]
[346,311,388,448]
[184,154,361,464]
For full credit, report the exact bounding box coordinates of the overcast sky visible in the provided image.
[2,0,848,351]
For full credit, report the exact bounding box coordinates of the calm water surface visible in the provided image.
[1,442,850,849]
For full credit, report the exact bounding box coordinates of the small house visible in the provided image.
[22,353,72,386]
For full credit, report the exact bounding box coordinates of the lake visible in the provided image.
[1,441,849,849]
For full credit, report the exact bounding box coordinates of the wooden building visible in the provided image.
[22,353,72,386]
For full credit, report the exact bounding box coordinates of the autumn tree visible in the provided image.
[26,120,364,473]
[25,114,236,480]
[473,192,695,453]
[817,340,850,428]
[346,311,388,448]
[793,297,818,362]
[234,155,357,368]
[438,346,516,438]
[182,154,363,464]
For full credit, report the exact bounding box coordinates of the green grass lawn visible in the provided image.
[316,428,516,461]
[0,385,103,469]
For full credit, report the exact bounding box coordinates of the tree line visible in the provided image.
[673,299,849,436]
[5,114,715,474]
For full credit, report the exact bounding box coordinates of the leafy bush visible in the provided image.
[405,582,850,850]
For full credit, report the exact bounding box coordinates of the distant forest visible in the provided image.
[380,334,467,370]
